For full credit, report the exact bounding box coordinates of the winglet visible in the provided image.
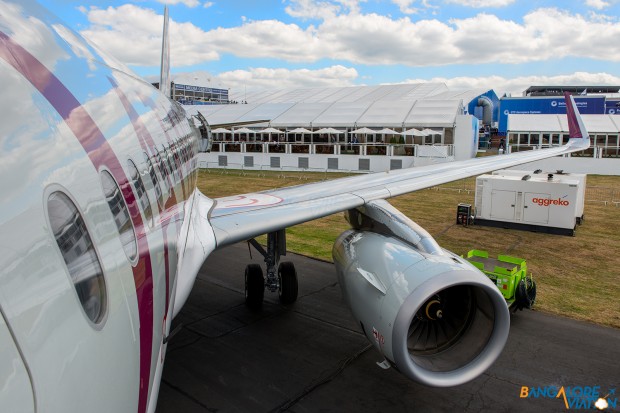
[159,6,171,98]
[564,92,589,147]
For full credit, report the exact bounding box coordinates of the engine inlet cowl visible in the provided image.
[333,229,510,388]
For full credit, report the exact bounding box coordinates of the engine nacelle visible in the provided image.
[332,200,510,387]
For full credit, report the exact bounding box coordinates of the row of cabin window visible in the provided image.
[47,134,198,326]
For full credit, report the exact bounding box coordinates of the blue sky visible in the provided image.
[40,0,620,97]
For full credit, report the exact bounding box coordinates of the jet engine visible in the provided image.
[333,200,510,387]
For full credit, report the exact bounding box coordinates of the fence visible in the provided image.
[585,187,620,206]
[198,161,366,180]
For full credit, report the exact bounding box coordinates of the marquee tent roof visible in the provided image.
[185,83,483,130]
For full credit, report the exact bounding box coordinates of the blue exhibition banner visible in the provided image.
[498,97,605,134]
[605,100,620,115]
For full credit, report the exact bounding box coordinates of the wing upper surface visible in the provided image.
[208,138,588,248]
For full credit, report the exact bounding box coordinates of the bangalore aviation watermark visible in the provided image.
[520,385,617,410]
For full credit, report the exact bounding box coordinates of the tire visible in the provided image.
[245,264,264,309]
[278,262,298,305]
[515,277,537,310]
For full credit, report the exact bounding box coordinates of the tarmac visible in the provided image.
[157,243,620,413]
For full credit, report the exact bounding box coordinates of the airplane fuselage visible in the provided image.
[0,1,199,411]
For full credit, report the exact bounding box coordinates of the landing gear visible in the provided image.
[245,229,299,309]
[278,262,298,304]
[245,264,264,310]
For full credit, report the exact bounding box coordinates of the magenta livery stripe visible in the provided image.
[0,32,154,413]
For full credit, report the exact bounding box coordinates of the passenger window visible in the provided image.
[180,140,188,164]
[48,191,107,324]
[144,153,164,210]
[164,146,179,183]
[100,171,137,261]
[151,152,170,198]
[127,159,153,227]
[155,151,170,197]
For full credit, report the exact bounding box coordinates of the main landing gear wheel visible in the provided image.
[245,264,264,310]
[278,261,298,305]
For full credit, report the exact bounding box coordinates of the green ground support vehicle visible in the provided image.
[464,249,537,311]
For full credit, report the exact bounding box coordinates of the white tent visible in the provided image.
[234,127,255,133]
[211,127,232,133]
[351,127,376,134]
[376,128,399,135]
[258,127,282,134]
[315,127,345,134]
[288,127,313,134]
[403,128,427,136]
[422,128,440,135]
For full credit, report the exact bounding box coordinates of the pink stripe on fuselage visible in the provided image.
[0,31,155,413]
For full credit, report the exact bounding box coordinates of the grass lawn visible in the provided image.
[197,169,620,329]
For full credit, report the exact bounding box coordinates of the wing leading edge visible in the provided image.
[208,92,590,248]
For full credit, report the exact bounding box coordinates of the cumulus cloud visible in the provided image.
[404,71,620,97]
[444,0,515,7]
[585,0,610,10]
[79,4,218,66]
[155,0,201,7]
[218,65,359,96]
[79,4,620,69]
[392,0,420,14]
[285,0,363,19]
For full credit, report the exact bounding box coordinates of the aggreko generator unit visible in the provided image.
[474,171,586,236]
[491,169,586,224]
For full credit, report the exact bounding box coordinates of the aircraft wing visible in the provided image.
[209,121,588,249]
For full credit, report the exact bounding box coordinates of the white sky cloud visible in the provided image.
[154,0,201,7]
[285,0,348,19]
[404,72,620,97]
[585,0,611,10]
[218,65,359,97]
[391,0,420,14]
[444,0,515,7]
[80,4,219,66]
[79,5,620,69]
